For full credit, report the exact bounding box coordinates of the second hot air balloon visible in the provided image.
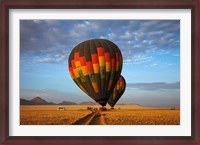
[68,39,123,106]
[108,75,126,108]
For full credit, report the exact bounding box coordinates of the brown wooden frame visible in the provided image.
[1,0,199,144]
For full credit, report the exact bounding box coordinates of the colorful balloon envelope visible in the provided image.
[68,39,123,106]
[108,75,126,108]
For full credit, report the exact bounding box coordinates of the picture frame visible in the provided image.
[1,0,199,144]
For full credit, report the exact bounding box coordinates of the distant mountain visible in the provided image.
[48,102,56,105]
[20,97,77,105]
[30,96,49,105]
[20,98,33,105]
[80,101,98,105]
[58,101,77,105]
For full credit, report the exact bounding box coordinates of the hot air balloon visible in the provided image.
[68,39,123,106]
[108,75,126,108]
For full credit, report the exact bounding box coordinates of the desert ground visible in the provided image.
[20,105,180,125]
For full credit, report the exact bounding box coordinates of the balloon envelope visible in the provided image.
[68,39,123,106]
[108,75,126,107]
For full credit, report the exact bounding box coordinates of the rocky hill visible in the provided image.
[20,97,77,105]
[30,96,49,105]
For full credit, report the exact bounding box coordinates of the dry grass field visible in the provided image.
[103,109,180,125]
[20,105,91,125]
[20,105,180,125]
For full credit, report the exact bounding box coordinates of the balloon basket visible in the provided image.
[99,107,109,112]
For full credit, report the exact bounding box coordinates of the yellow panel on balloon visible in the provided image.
[73,69,79,78]
[98,56,105,67]
[93,63,100,73]
[75,61,81,67]
[92,82,99,93]
[81,66,88,76]
[106,62,111,72]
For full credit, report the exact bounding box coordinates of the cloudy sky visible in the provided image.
[20,20,180,107]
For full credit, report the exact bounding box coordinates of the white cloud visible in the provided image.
[124,54,153,64]
[33,20,41,24]
[148,31,163,36]
[120,31,132,39]
[133,31,144,41]
[149,63,158,67]
[20,20,180,64]
[33,53,67,64]
[107,32,116,39]
[127,82,180,91]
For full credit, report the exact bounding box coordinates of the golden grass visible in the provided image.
[20,105,91,125]
[103,109,180,125]
[20,105,180,125]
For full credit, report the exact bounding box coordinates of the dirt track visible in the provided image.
[72,111,106,125]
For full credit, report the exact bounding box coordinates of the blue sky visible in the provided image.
[20,20,180,107]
